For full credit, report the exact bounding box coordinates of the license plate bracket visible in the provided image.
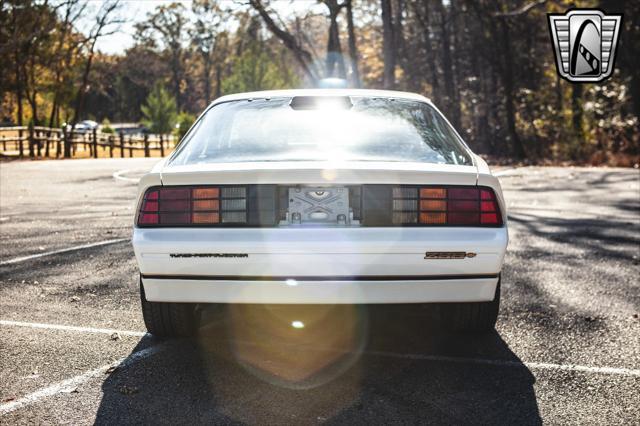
[279,186,358,226]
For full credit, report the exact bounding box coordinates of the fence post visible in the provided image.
[144,134,149,157]
[56,130,61,158]
[65,128,73,158]
[18,128,24,158]
[45,129,51,157]
[92,128,98,158]
[160,134,165,156]
[62,128,67,158]
[129,135,133,157]
[109,135,114,158]
[119,132,125,158]
[36,129,42,157]
[28,123,35,158]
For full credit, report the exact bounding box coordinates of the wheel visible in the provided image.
[440,275,501,333]
[139,276,199,338]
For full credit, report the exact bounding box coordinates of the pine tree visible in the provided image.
[141,84,177,134]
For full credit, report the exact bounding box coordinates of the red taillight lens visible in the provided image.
[479,189,501,225]
[138,213,159,225]
[137,186,247,227]
[392,186,503,226]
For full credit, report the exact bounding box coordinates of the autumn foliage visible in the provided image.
[1,0,638,164]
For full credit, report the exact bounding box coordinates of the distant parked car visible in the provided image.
[67,120,99,134]
[111,123,148,136]
[133,89,509,338]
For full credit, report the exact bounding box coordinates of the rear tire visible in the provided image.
[139,276,199,338]
[440,275,501,333]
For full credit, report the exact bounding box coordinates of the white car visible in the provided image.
[70,120,99,133]
[133,89,508,337]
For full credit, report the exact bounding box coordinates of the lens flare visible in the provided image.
[207,304,369,391]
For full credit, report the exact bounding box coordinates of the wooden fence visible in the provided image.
[0,125,177,159]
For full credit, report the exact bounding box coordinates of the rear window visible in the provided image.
[168,96,472,166]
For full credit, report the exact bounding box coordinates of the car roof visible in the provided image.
[211,89,432,106]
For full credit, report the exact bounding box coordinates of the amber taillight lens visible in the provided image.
[392,186,503,226]
[137,186,247,227]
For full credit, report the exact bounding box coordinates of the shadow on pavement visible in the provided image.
[509,213,639,261]
[95,305,541,425]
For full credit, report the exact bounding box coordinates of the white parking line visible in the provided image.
[362,349,640,377]
[3,319,640,379]
[0,345,162,415]
[493,168,519,177]
[0,238,129,266]
[112,169,140,183]
[0,320,147,337]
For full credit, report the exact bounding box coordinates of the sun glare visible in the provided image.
[291,320,305,329]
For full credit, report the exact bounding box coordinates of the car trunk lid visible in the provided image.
[159,161,478,186]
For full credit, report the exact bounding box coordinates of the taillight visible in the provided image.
[137,186,247,227]
[392,186,503,226]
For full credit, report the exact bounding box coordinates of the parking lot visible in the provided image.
[1,158,639,424]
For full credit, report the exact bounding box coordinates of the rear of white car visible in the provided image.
[132,90,508,337]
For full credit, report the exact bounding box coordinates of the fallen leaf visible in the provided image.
[119,385,139,395]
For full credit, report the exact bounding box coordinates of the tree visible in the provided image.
[141,84,177,134]
[2,0,59,125]
[136,2,189,109]
[322,0,347,79]
[437,0,460,130]
[2,0,637,165]
[381,0,395,89]
[175,111,195,139]
[222,39,299,94]
[47,0,87,128]
[344,0,361,87]
[250,0,363,85]
[71,0,123,128]
[248,0,320,83]
[109,45,168,122]
[410,1,439,100]
[190,0,228,104]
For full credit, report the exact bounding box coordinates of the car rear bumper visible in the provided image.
[141,275,499,304]
[134,227,507,303]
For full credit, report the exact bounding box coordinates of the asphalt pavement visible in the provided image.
[0,158,639,425]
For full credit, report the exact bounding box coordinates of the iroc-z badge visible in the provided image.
[548,9,622,82]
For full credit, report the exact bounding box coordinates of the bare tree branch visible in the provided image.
[71,0,123,126]
[493,0,549,18]
[248,0,319,82]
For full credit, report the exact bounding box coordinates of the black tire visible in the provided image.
[139,277,199,338]
[440,275,501,333]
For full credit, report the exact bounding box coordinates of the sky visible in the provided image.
[90,0,193,55]
[87,0,319,55]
